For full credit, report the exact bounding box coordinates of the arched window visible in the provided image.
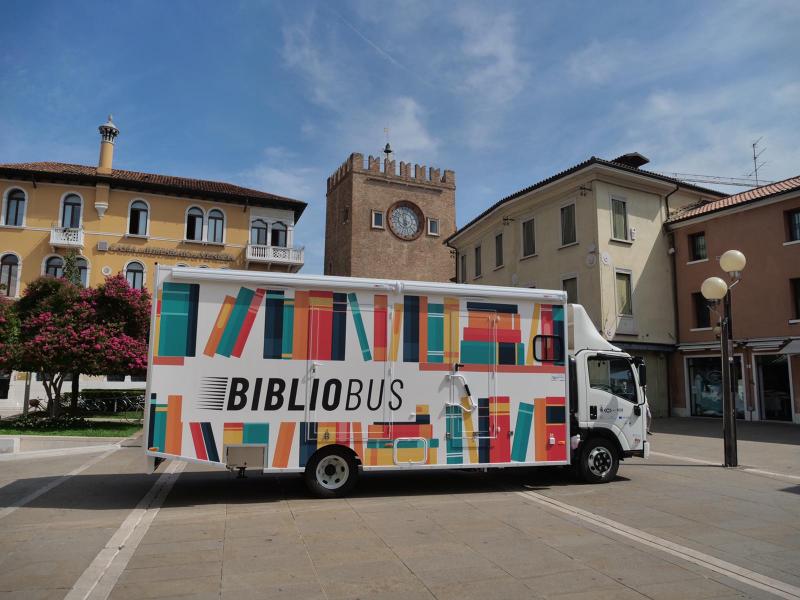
[125,261,144,290]
[45,256,64,278]
[271,221,288,247]
[0,254,19,297]
[207,209,224,243]
[128,200,149,236]
[186,207,203,241]
[250,219,268,245]
[4,189,25,227]
[75,257,89,287]
[61,194,82,228]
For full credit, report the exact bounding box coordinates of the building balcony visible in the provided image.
[245,244,304,271]
[50,226,84,249]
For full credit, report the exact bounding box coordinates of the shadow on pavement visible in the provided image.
[651,417,800,446]
[0,464,640,510]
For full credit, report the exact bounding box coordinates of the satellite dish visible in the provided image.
[601,252,611,265]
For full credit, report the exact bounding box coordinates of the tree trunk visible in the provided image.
[71,372,79,413]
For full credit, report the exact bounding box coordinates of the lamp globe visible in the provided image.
[720,250,746,274]
[701,276,728,301]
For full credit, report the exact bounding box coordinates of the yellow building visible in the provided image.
[0,117,306,409]
[0,116,306,299]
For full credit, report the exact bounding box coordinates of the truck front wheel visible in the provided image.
[577,438,619,483]
[304,447,359,498]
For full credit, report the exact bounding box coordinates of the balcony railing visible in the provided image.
[50,226,84,248]
[246,244,304,269]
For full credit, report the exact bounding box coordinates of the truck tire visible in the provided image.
[304,447,359,498]
[577,438,619,484]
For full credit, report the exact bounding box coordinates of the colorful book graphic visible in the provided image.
[348,293,372,361]
[292,291,309,360]
[332,293,347,360]
[165,394,183,455]
[217,287,256,357]
[545,396,567,461]
[223,422,269,445]
[427,303,444,363]
[390,303,403,361]
[205,295,235,357]
[489,397,511,463]
[526,304,541,365]
[264,290,285,359]
[443,297,460,364]
[403,295,420,362]
[282,296,294,359]
[511,401,534,462]
[445,404,464,464]
[373,295,388,361]
[309,291,333,361]
[534,397,547,461]
[148,401,167,452]
[478,398,490,463]
[158,282,199,358]
[272,422,296,468]
[299,422,319,467]
[189,422,219,462]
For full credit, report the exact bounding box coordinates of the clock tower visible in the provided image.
[324,151,456,282]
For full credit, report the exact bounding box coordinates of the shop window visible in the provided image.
[687,356,744,418]
[755,355,792,421]
[4,188,26,226]
[0,254,19,297]
[689,232,707,261]
[692,292,711,328]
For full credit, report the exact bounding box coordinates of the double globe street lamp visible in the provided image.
[700,249,747,468]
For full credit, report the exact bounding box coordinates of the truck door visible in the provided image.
[584,354,646,451]
[445,309,497,465]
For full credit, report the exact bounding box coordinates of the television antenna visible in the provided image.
[746,138,766,186]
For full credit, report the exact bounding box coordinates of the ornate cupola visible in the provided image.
[97,115,119,174]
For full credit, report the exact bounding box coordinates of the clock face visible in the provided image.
[388,202,422,240]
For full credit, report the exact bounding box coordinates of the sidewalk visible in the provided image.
[650,417,800,476]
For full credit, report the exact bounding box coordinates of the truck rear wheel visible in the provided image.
[304,447,358,498]
[577,438,619,484]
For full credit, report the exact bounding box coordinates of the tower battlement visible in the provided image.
[327,152,455,192]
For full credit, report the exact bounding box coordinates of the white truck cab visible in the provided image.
[568,305,649,482]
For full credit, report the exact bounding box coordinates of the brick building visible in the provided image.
[324,151,456,282]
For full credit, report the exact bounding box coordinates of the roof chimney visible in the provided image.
[97,115,119,174]
[611,152,649,169]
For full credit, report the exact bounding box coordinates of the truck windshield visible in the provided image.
[588,357,637,403]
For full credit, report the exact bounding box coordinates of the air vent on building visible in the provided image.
[101,266,112,276]
[97,241,109,251]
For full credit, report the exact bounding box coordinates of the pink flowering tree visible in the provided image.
[0,297,19,372]
[15,275,151,416]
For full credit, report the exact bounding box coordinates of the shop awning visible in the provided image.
[779,339,800,355]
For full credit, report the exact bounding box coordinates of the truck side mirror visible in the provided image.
[638,363,647,387]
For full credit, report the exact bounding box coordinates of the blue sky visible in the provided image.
[1,1,798,273]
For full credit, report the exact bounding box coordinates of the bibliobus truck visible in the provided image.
[145,267,649,497]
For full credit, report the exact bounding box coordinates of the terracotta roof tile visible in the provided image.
[0,161,307,218]
[667,175,800,223]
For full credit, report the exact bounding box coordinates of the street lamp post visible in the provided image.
[701,250,746,468]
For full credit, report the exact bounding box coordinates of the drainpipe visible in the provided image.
[664,184,680,418]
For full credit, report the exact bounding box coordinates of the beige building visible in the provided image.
[445,153,725,416]
[0,117,307,410]
[325,150,456,282]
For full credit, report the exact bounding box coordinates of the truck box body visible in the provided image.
[144,267,575,472]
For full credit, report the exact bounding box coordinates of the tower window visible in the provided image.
[371,210,384,229]
[125,261,145,290]
[128,200,149,236]
[0,254,19,297]
[4,189,26,227]
[207,209,224,244]
[186,207,204,241]
[427,218,439,236]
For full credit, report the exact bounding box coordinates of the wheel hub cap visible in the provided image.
[588,447,612,477]
[316,455,349,490]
